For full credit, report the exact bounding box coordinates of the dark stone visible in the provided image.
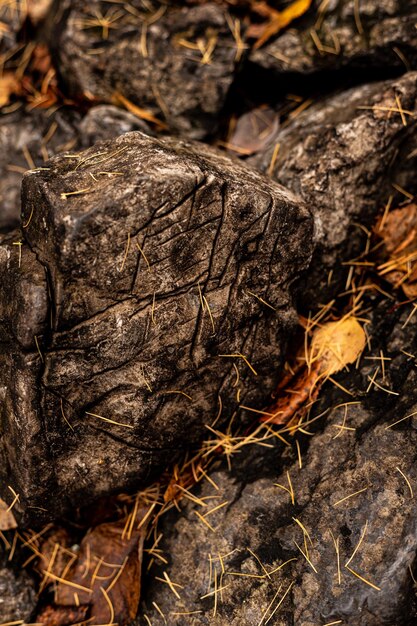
[46,0,241,139]
[249,72,417,301]
[0,131,313,524]
[0,551,37,623]
[0,105,151,234]
[137,298,417,625]
[250,0,417,79]
[78,105,153,147]
[0,107,81,233]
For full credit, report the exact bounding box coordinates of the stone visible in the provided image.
[46,0,241,140]
[137,297,417,626]
[0,105,151,234]
[250,0,417,78]
[0,131,313,524]
[250,72,417,301]
[0,107,81,233]
[0,559,37,623]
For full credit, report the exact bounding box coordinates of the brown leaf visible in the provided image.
[0,497,17,531]
[227,106,279,155]
[54,511,149,625]
[261,317,365,425]
[376,202,417,299]
[35,604,89,626]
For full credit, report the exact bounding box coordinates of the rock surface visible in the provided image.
[250,0,417,78]
[0,131,313,524]
[0,556,37,623]
[250,71,417,301]
[0,107,80,233]
[47,0,240,139]
[0,105,151,234]
[137,298,417,625]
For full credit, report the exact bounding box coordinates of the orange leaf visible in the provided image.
[253,0,313,50]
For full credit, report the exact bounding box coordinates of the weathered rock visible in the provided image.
[0,105,151,233]
[250,0,417,78]
[0,551,37,623]
[47,0,241,140]
[0,131,313,524]
[0,107,81,233]
[137,297,417,625]
[78,105,153,147]
[250,72,417,301]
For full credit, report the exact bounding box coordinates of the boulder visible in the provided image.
[47,0,241,139]
[250,72,417,301]
[0,131,313,524]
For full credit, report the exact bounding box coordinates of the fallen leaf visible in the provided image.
[53,510,149,625]
[0,497,17,530]
[376,202,417,299]
[227,106,279,155]
[35,604,89,626]
[250,0,313,49]
[311,317,366,377]
[261,316,365,425]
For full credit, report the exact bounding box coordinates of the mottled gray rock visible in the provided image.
[250,72,417,300]
[137,299,417,626]
[0,105,151,233]
[78,105,152,147]
[47,0,240,140]
[251,0,417,77]
[0,107,81,233]
[0,131,313,524]
[0,560,37,623]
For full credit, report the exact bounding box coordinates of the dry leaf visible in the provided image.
[376,202,417,299]
[35,604,89,626]
[54,512,149,625]
[261,317,365,425]
[0,497,17,530]
[227,106,278,155]
[311,318,366,377]
[250,0,313,49]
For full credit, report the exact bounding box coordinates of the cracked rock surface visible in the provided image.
[137,298,417,626]
[0,131,313,524]
[250,71,417,301]
[47,0,240,140]
[250,0,417,79]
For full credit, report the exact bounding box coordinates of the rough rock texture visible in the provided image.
[0,131,313,524]
[0,107,81,233]
[250,0,417,78]
[47,0,240,140]
[250,72,417,301]
[0,555,37,623]
[0,105,152,234]
[137,298,417,625]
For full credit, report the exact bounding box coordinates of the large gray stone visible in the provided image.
[0,131,313,524]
